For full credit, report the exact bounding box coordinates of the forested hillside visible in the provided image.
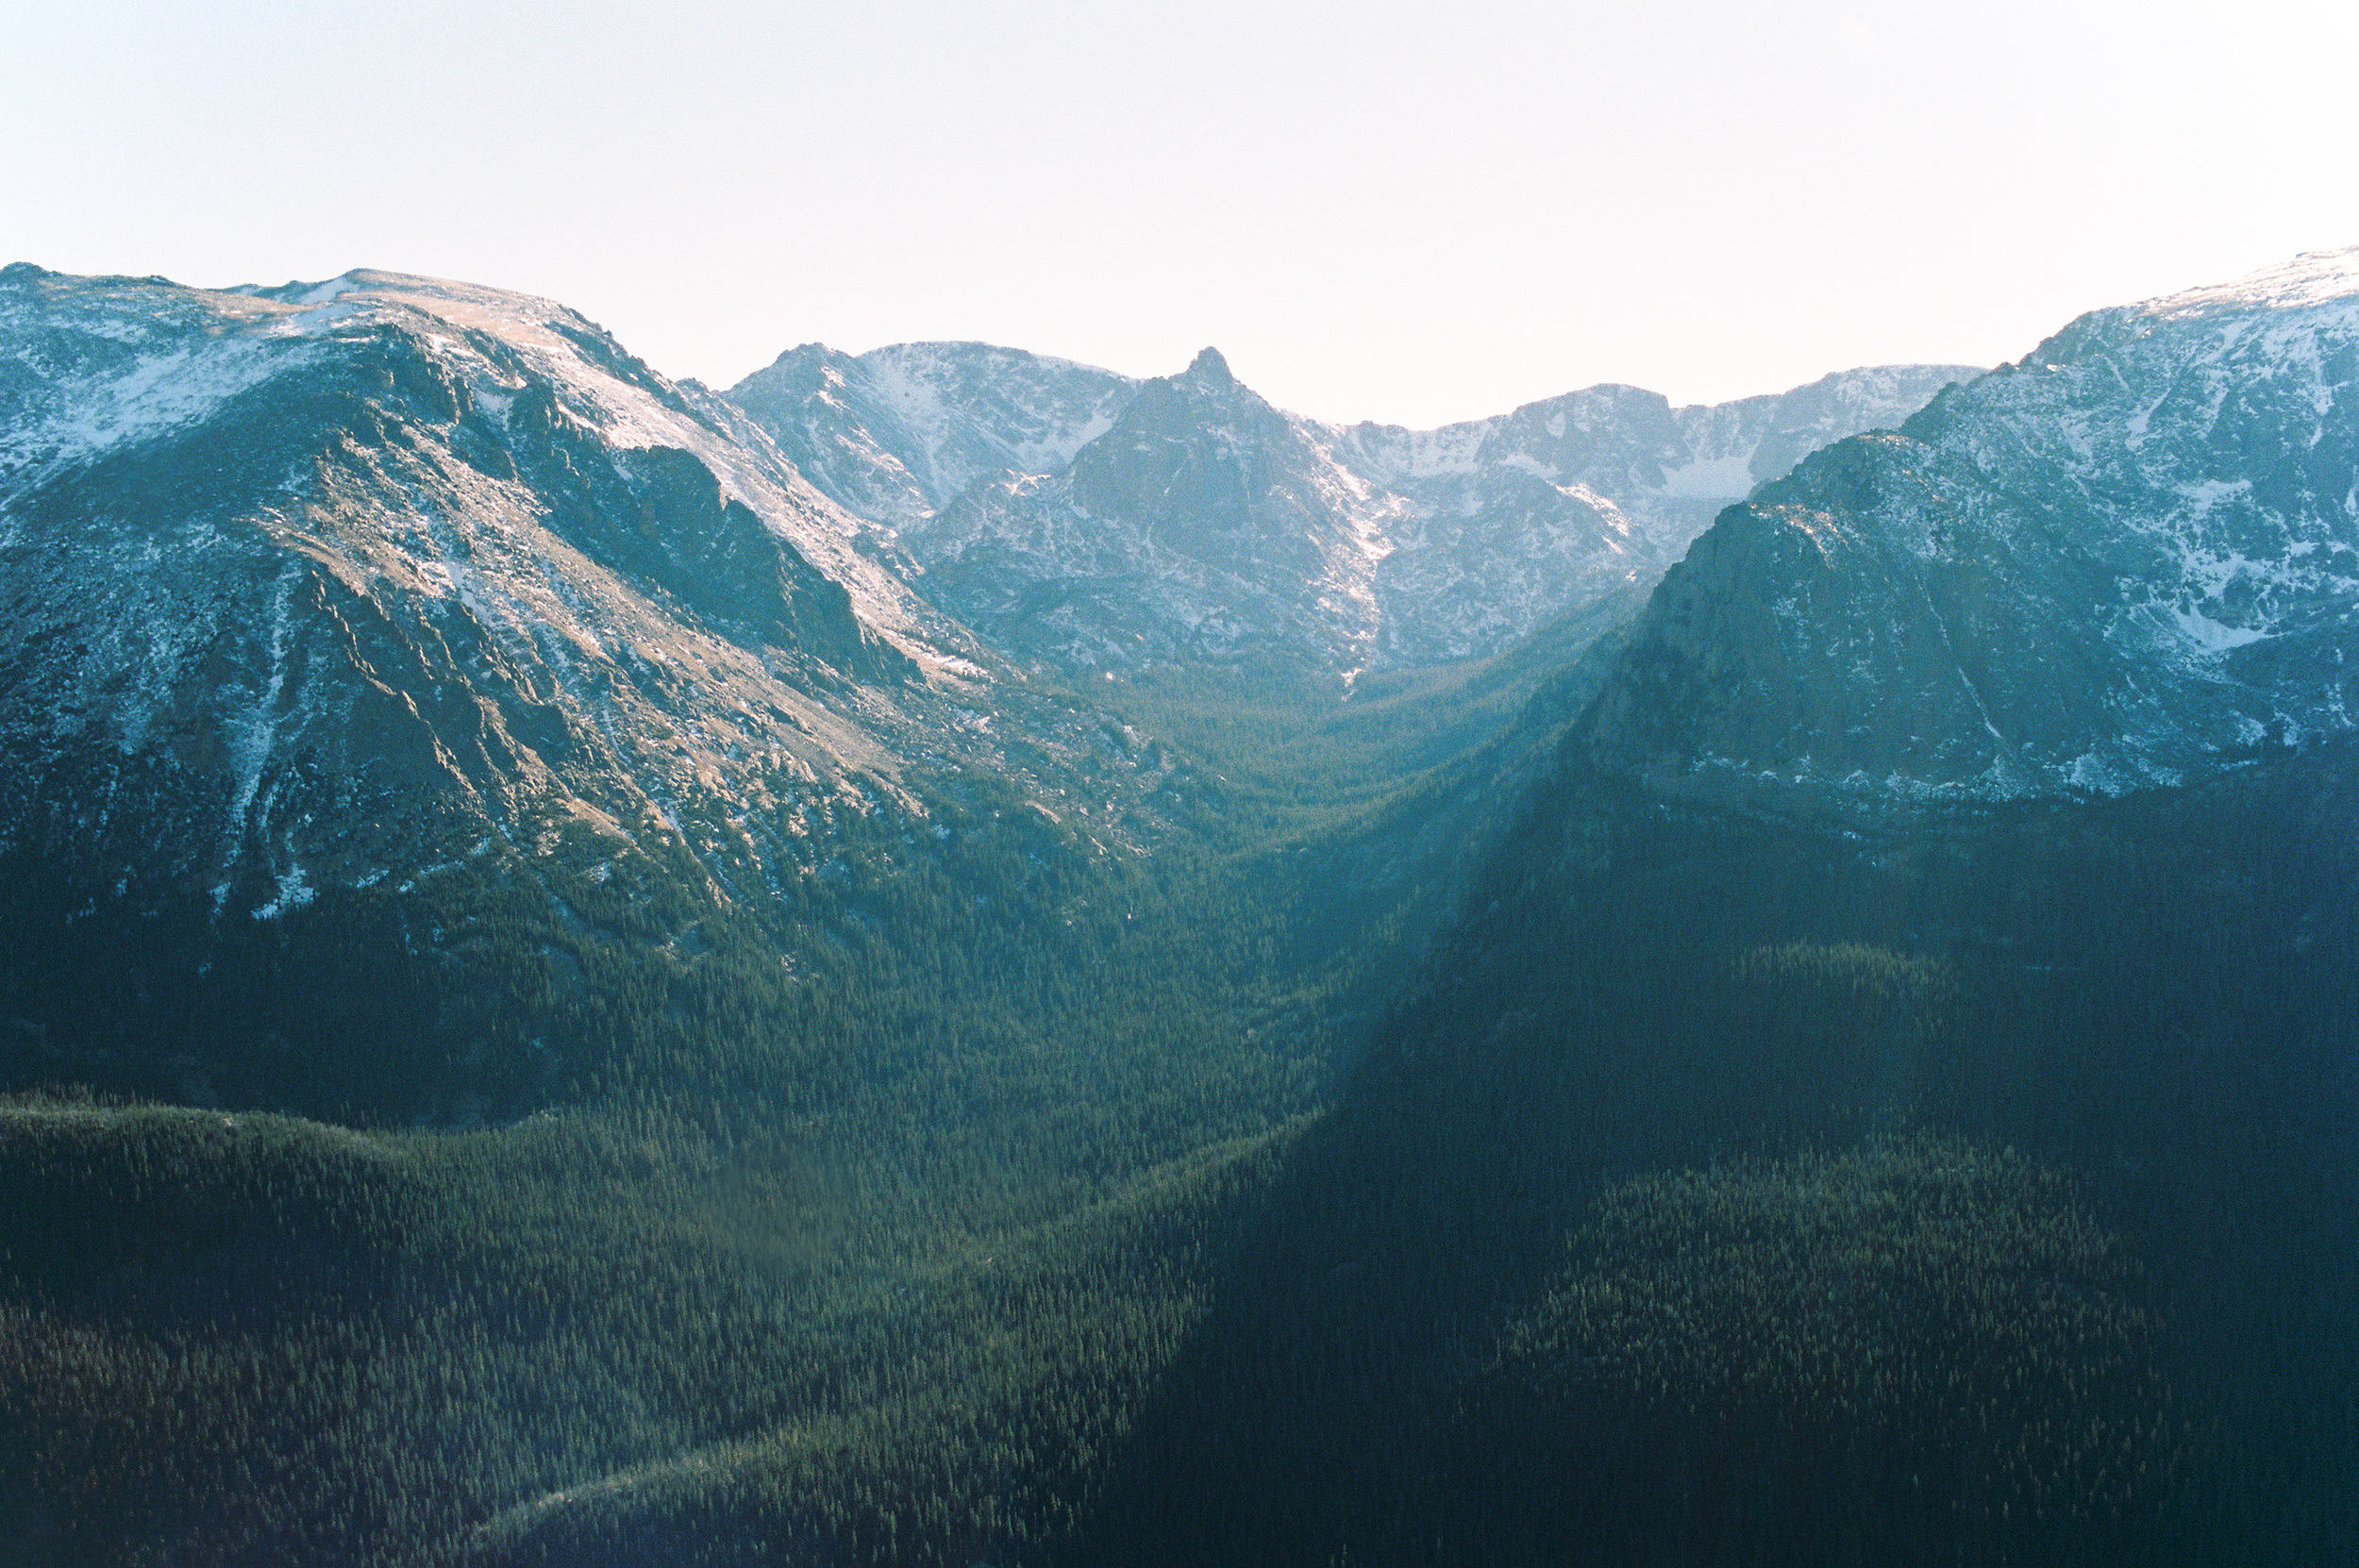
[1065,251,2359,1566]
[5,253,2356,1566]
[1078,739,2359,1566]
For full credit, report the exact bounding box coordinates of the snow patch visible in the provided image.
[2140,247,2359,323]
[253,861,316,920]
[13,338,310,470]
[2165,604,2269,654]
[1654,453,1755,499]
[295,275,367,306]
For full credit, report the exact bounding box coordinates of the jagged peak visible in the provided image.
[1183,346,1234,389]
[730,342,851,396]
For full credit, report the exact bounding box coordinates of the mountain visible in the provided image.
[1664,361,2003,521]
[1073,252,2359,1568]
[0,263,1327,1568]
[726,340,1141,532]
[730,343,1976,677]
[1333,363,1981,666]
[0,265,1196,1116]
[6,249,2356,1568]
[1585,249,2359,801]
[1340,360,1988,549]
[895,347,1414,676]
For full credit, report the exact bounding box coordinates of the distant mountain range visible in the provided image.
[731,336,1976,675]
[0,266,1227,923]
[8,245,2359,1567]
[0,253,1975,987]
[8,243,2356,1103]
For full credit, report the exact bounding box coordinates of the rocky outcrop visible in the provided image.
[0,266,1000,928]
[1582,249,2359,800]
[727,340,1140,531]
[731,329,1975,676]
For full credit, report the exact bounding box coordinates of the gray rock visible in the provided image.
[730,327,1975,677]
[1583,249,2359,801]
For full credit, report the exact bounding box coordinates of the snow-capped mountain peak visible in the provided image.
[728,331,1978,677]
[2133,246,2359,324]
[727,340,1141,533]
[0,264,1019,933]
[1584,248,2359,802]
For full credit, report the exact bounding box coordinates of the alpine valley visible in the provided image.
[2,251,2354,1567]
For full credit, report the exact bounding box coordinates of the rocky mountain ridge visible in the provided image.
[728,339,1978,676]
[1582,248,2359,802]
[0,265,1192,946]
[728,339,1139,533]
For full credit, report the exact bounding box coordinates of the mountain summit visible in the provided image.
[1185,345,1236,388]
[0,265,1191,1114]
[730,340,1977,676]
[726,340,1140,531]
[1584,247,2359,799]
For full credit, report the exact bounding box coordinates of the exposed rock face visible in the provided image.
[732,334,1975,677]
[727,340,1141,532]
[0,265,1232,1116]
[1336,365,1982,668]
[1583,250,2359,800]
[903,348,1402,673]
[0,265,1020,926]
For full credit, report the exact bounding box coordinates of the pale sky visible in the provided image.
[8,0,2357,428]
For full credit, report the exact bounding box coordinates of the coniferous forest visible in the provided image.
[6,253,2359,1566]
